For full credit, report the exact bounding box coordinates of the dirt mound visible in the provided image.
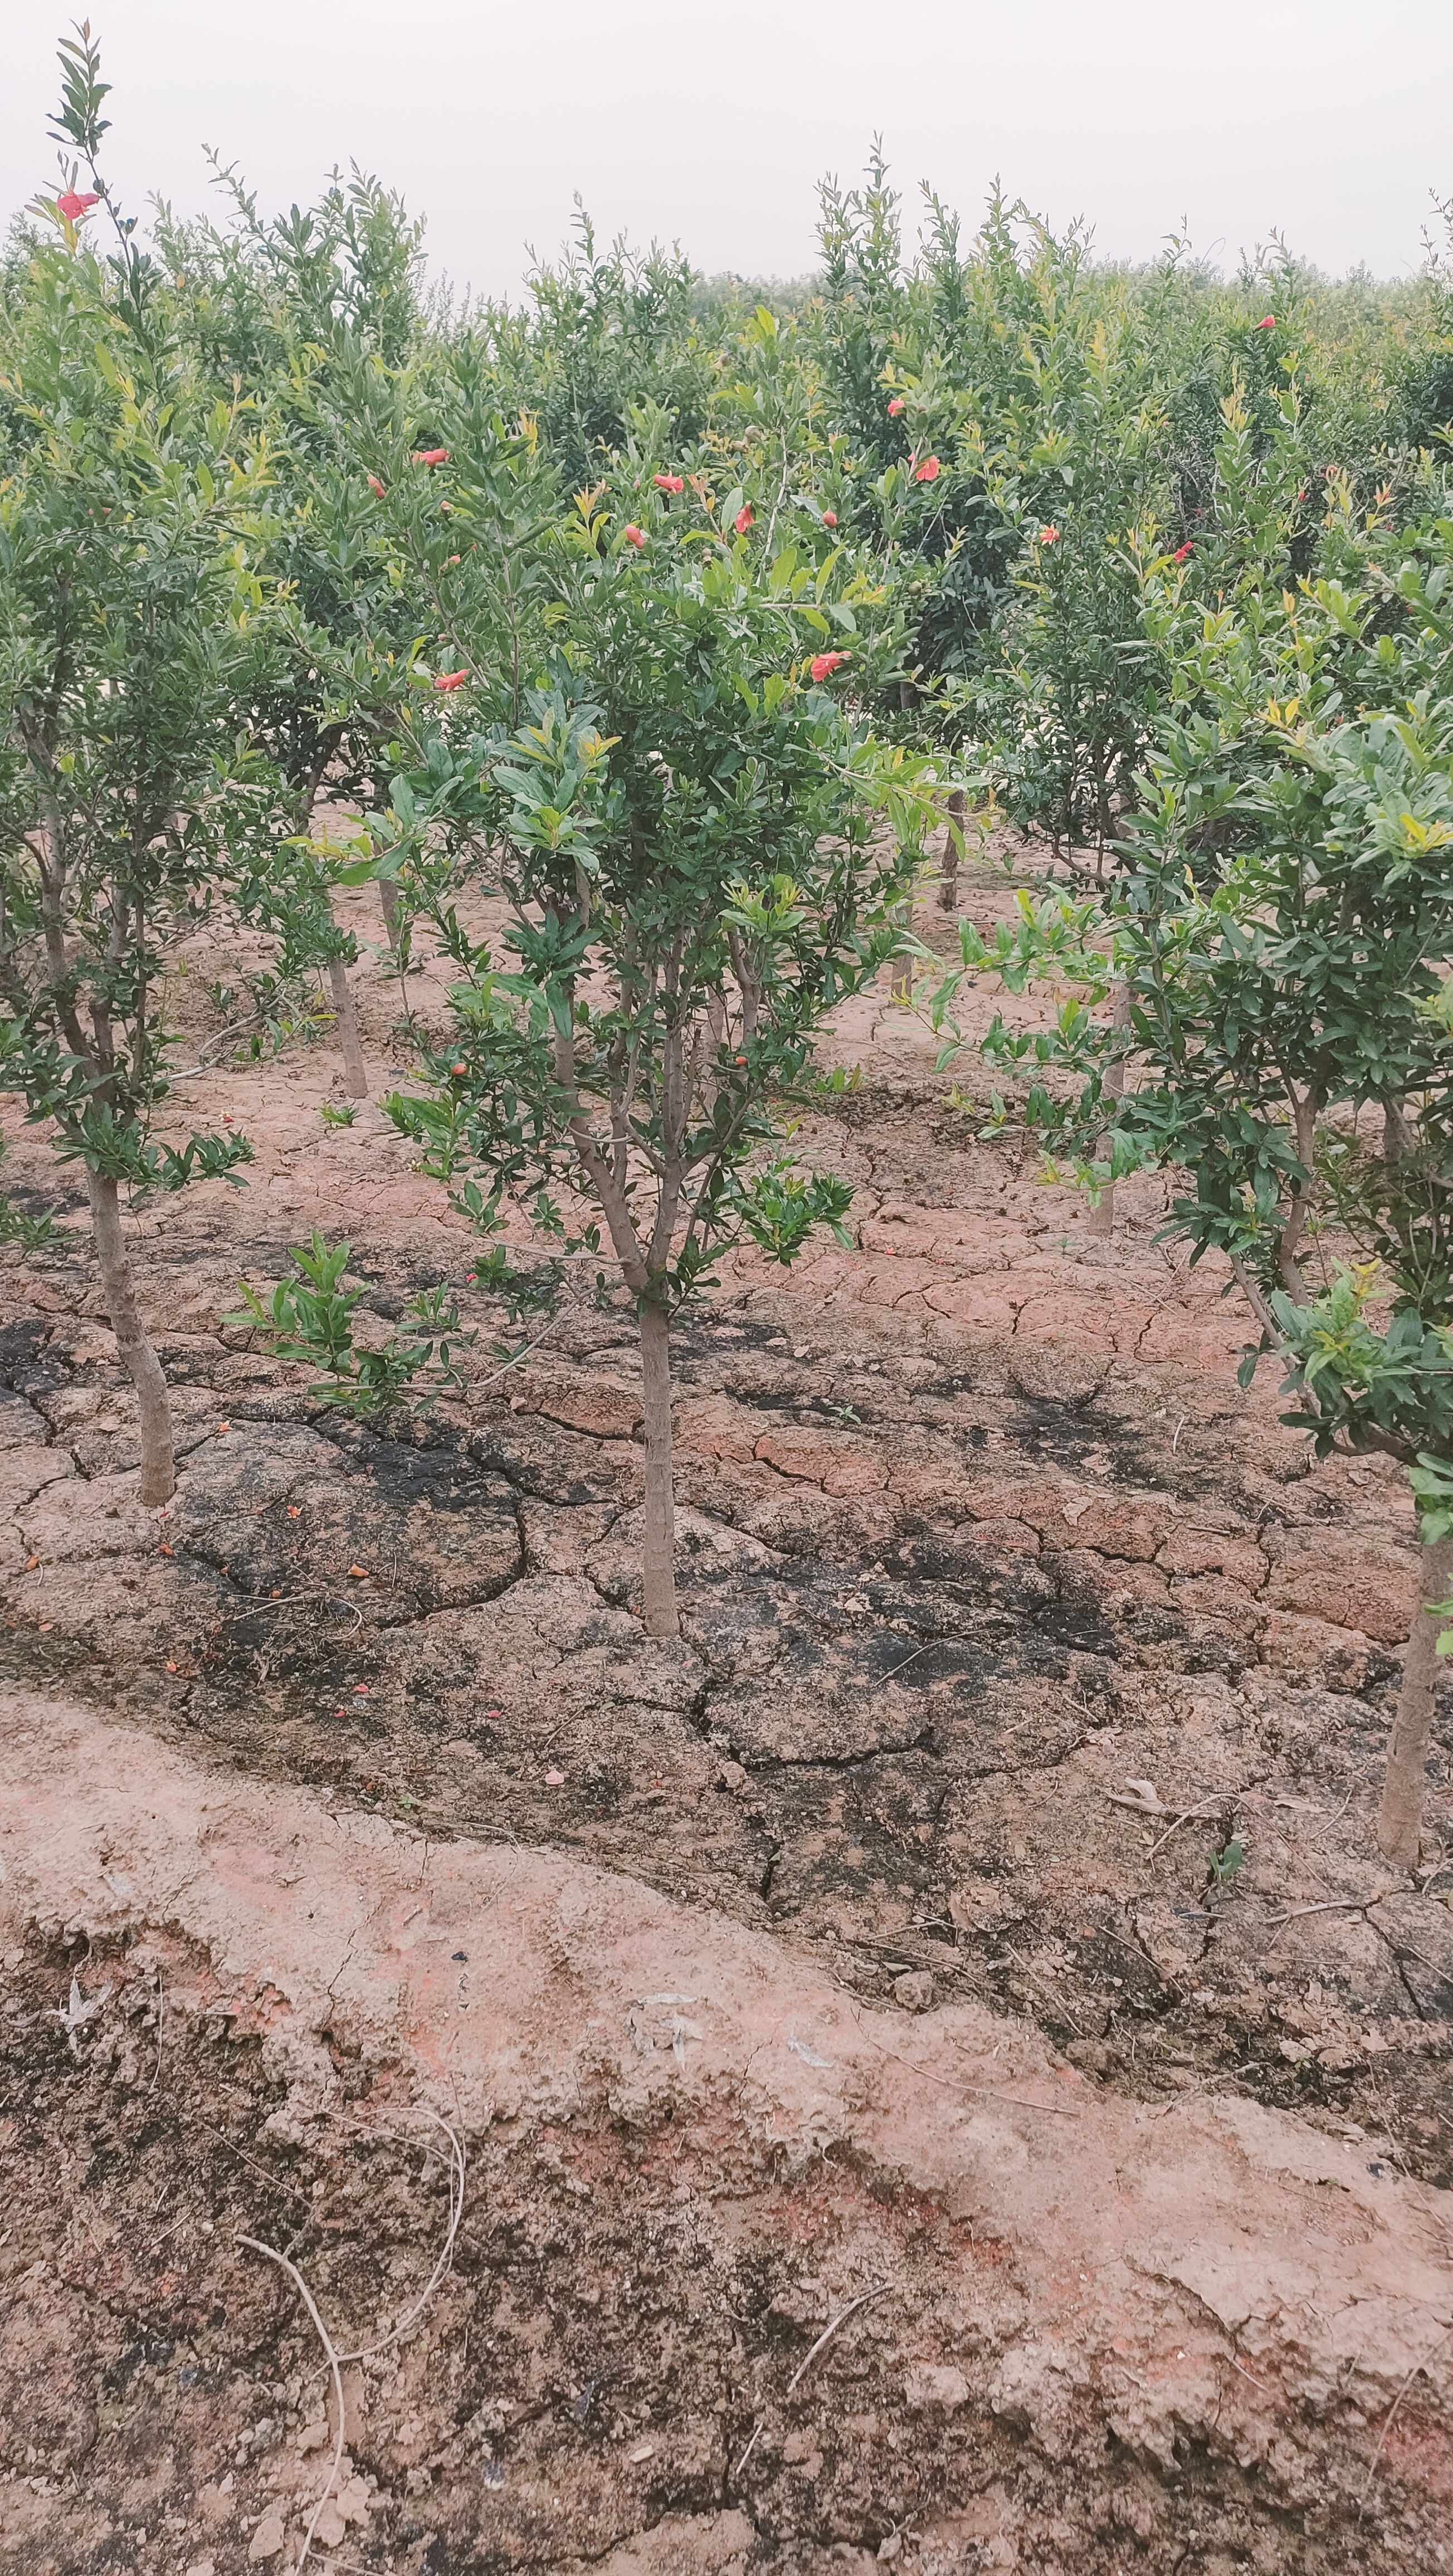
[2,1693,1450,2573]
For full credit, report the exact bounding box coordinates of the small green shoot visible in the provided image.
[1209,1837,1246,1886]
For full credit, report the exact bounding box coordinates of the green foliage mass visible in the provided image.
[11,33,1453,1670]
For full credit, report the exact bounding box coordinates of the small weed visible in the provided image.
[320,1102,359,1128]
[0,1195,55,1256]
[1209,1837,1246,1886]
[226,1232,474,1421]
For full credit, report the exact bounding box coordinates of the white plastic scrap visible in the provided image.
[786,2033,833,2069]
[625,1994,701,2063]
[670,2015,701,2065]
[51,1974,111,2056]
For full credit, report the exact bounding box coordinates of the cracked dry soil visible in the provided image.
[0,864,1450,2574]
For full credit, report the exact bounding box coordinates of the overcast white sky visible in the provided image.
[4,2,1451,297]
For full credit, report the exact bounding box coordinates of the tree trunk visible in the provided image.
[86,1169,175,1506]
[326,953,369,1097]
[938,787,966,913]
[638,1296,679,1640]
[889,894,914,1001]
[1382,1098,1416,1162]
[378,877,402,957]
[1086,981,1132,1241]
[1377,1530,1453,1869]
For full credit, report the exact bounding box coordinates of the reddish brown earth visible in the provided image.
[0,858,1450,2574]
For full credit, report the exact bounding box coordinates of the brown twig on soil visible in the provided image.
[211,1589,364,1629]
[1152,2061,1257,2118]
[1002,1942,1088,2037]
[1104,1783,1166,1816]
[1265,1896,1390,1930]
[469,1314,572,1396]
[1358,2321,1453,2516]
[785,2282,891,2399]
[732,2419,765,2479]
[237,2232,345,2573]
[1145,1796,1227,1865]
[183,2112,312,2202]
[850,2012,1081,2117]
[455,1813,524,1849]
[881,1640,938,1682]
[334,2109,466,2365]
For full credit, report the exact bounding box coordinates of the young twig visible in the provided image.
[237,2233,345,2573]
[785,2282,891,2398]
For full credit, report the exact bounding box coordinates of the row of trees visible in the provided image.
[0,30,938,1626]
[6,31,1453,1858]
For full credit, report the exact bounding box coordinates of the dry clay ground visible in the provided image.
[0,858,1450,2576]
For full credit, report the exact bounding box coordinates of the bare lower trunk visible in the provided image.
[1086,981,1132,1241]
[1382,1097,1415,1161]
[326,953,369,1097]
[378,877,402,957]
[1275,1087,1318,1299]
[1377,1531,1453,1868]
[86,1169,174,1506]
[889,896,914,1001]
[938,787,966,913]
[638,1297,679,1640]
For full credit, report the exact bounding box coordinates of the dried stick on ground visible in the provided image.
[335,2110,466,2364]
[785,2282,891,2398]
[237,2112,466,2561]
[237,2233,346,2573]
